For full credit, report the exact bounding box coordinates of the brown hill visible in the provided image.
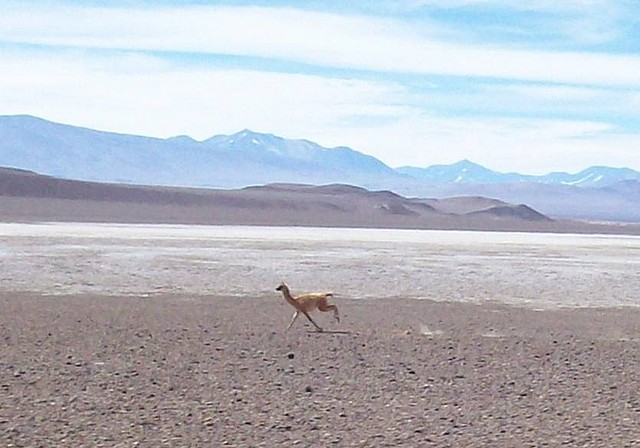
[467,204,551,222]
[1,167,638,234]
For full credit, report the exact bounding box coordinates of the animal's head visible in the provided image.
[275,282,287,292]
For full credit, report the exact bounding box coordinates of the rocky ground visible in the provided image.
[1,294,638,447]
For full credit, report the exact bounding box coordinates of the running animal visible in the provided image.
[275,282,340,332]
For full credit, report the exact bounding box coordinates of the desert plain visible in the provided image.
[1,223,639,447]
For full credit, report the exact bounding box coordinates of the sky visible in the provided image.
[1,0,639,174]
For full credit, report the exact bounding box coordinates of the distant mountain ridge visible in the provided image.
[397,160,640,188]
[0,115,400,188]
[3,115,638,189]
[1,114,640,222]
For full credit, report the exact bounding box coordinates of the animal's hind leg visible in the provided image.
[331,305,340,323]
[318,300,340,323]
[301,310,323,332]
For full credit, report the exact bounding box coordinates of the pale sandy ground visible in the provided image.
[1,294,639,447]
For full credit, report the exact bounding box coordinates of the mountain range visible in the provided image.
[397,160,640,188]
[1,114,639,222]
[0,115,398,188]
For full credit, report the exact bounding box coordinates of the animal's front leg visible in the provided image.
[286,311,299,331]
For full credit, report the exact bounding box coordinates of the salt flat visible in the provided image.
[1,223,638,308]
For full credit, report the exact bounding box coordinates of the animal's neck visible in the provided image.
[280,286,297,305]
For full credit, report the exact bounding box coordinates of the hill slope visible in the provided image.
[3,167,640,234]
[0,167,574,232]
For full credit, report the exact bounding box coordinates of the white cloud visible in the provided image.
[319,112,640,174]
[410,0,632,45]
[476,83,640,120]
[499,85,602,101]
[410,0,616,13]
[2,4,640,86]
[0,49,409,141]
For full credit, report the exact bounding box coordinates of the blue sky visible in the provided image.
[1,0,639,173]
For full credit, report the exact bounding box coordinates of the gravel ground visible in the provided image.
[1,293,638,447]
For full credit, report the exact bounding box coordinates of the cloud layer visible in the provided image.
[1,1,639,173]
[3,4,640,86]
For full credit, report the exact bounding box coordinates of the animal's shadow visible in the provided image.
[306,329,352,335]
